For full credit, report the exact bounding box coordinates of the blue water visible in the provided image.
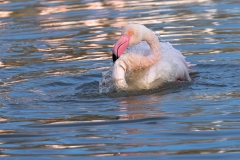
[0,0,240,159]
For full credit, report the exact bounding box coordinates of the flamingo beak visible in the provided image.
[112,34,130,62]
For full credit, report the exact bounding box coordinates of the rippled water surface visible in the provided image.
[1,0,240,159]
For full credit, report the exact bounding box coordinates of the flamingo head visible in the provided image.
[112,24,144,62]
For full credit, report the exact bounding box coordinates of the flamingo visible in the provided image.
[111,23,194,90]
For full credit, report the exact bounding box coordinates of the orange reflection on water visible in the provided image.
[106,0,125,10]
[127,0,213,8]
[86,0,125,10]
[117,96,164,120]
[0,11,12,18]
[83,18,107,27]
[38,5,67,15]
[109,17,128,28]
[86,2,104,9]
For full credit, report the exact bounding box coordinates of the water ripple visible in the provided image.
[1,0,240,158]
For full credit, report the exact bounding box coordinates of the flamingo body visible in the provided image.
[110,23,194,91]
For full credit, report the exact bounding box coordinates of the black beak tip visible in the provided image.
[112,51,118,63]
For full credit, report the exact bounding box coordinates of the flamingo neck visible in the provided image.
[112,25,162,90]
[142,28,161,61]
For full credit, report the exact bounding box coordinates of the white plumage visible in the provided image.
[99,23,195,92]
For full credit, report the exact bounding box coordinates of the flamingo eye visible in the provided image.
[128,30,134,36]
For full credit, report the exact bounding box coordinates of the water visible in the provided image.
[0,0,240,159]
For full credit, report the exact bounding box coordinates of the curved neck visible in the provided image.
[142,27,161,61]
[112,25,162,90]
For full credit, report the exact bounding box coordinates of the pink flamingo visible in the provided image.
[112,23,194,90]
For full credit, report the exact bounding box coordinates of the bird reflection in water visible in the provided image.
[116,95,164,120]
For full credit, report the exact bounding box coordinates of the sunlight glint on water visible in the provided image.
[0,0,240,159]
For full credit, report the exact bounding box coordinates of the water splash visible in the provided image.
[99,63,115,93]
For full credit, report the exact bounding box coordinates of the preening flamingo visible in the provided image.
[111,23,194,91]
